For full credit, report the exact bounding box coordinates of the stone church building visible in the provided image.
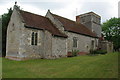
[6,5,102,60]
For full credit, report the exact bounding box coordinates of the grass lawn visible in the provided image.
[0,57,2,79]
[2,52,119,78]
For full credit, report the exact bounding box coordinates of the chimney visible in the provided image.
[76,16,80,23]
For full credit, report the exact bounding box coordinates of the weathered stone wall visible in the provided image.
[91,14,101,37]
[46,10,98,53]
[45,10,64,33]
[98,41,113,53]
[6,9,100,60]
[76,13,101,37]
[92,22,101,37]
[51,37,67,59]
[66,31,98,53]
[43,30,52,59]
[19,28,46,59]
[107,42,113,53]
[6,8,56,59]
[6,8,24,58]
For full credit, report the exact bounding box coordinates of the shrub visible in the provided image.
[98,50,107,54]
[72,50,79,56]
[67,52,72,57]
[90,49,107,55]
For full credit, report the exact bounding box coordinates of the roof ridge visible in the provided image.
[20,10,46,18]
[77,11,100,18]
[51,12,90,28]
[51,12,92,28]
[51,13,77,23]
[19,9,67,38]
[50,12,97,38]
[45,17,68,37]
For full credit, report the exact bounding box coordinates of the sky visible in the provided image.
[0,0,119,23]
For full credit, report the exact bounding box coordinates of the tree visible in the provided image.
[102,17,120,51]
[2,8,13,57]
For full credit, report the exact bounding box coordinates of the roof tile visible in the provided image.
[51,13,97,38]
[20,10,67,38]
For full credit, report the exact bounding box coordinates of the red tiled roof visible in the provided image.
[51,13,97,38]
[20,10,67,38]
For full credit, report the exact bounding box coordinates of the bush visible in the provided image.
[98,50,107,54]
[90,49,107,55]
[67,52,72,57]
[72,50,79,56]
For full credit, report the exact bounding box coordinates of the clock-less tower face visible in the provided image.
[76,12,101,37]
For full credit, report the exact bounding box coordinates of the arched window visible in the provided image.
[35,33,38,45]
[31,32,34,45]
[31,32,38,45]
[73,37,78,47]
[91,40,94,50]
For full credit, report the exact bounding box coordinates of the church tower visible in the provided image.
[76,12,101,37]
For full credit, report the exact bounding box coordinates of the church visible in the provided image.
[6,4,102,60]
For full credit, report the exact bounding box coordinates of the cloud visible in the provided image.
[51,0,83,21]
[76,1,118,22]
[0,1,15,15]
[78,2,112,22]
[20,2,67,10]
[118,1,120,18]
[0,0,119,23]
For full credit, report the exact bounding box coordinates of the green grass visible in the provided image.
[0,57,2,79]
[2,52,119,78]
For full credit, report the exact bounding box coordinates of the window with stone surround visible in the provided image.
[35,33,38,45]
[73,37,78,47]
[31,32,34,45]
[91,40,95,50]
[31,32,38,45]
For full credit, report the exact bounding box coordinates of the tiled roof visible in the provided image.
[77,12,100,18]
[20,10,67,38]
[51,13,97,38]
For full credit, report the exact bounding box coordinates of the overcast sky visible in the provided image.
[0,0,119,23]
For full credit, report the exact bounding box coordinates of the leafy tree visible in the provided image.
[2,8,13,57]
[102,17,120,51]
